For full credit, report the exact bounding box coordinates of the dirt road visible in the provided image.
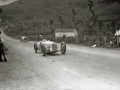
[0,33,120,90]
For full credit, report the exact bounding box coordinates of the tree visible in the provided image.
[110,21,115,28]
[0,8,2,13]
[72,9,76,16]
[33,22,37,34]
[88,0,93,11]
[72,16,76,22]
[98,20,103,29]
[58,15,64,28]
[72,9,76,28]
[58,15,62,22]
[49,19,53,25]
[0,6,2,21]
[49,19,54,33]
[87,0,95,26]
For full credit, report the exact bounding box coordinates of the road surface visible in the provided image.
[0,33,120,90]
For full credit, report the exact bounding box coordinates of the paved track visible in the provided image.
[0,33,120,90]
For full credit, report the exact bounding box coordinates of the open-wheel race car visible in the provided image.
[34,39,66,56]
[20,36,29,43]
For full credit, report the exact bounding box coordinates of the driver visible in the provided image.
[39,35,43,41]
[39,35,47,42]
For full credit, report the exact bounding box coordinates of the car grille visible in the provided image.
[52,44,57,50]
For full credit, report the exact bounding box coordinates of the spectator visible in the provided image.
[114,28,120,46]
[0,30,7,62]
[0,30,1,34]
[0,30,1,38]
[0,38,7,62]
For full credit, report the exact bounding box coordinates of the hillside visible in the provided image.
[2,0,120,19]
[2,0,120,38]
[2,0,88,20]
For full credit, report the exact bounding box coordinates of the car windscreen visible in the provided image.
[42,39,47,42]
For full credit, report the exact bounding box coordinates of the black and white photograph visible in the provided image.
[0,0,120,90]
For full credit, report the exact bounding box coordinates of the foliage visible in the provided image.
[3,0,120,47]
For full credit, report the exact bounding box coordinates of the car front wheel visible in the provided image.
[42,45,46,56]
[34,43,37,53]
[61,42,66,54]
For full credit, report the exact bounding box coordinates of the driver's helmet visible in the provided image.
[39,35,43,39]
[39,35,42,37]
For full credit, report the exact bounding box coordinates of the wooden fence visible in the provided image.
[55,35,116,47]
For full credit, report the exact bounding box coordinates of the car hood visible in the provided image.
[42,41,56,45]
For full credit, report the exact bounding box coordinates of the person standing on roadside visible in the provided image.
[0,30,2,61]
[0,30,1,36]
[114,28,120,47]
[0,34,7,62]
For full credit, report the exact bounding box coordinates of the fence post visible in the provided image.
[117,36,119,47]
[104,36,106,45]
[84,35,85,44]
[91,37,93,44]
[76,36,78,44]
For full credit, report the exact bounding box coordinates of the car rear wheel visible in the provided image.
[34,43,37,53]
[42,45,46,56]
[61,42,66,54]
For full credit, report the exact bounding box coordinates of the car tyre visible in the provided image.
[42,45,46,56]
[61,42,66,54]
[34,43,37,53]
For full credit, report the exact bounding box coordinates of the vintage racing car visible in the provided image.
[34,39,66,56]
[20,36,29,43]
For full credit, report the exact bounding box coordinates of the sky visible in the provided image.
[0,0,18,6]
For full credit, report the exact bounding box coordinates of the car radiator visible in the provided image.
[52,44,57,50]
